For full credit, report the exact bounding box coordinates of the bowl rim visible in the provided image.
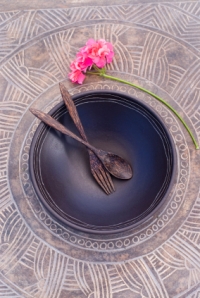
[29,89,177,235]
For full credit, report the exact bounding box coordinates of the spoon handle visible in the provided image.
[59,83,88,141]
[30,108,96,152]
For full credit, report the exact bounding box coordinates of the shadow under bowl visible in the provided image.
[29,90,175,234]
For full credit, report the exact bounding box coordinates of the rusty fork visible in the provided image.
[59,83,115,195]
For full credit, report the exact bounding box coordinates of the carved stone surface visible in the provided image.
[0,1,200,297]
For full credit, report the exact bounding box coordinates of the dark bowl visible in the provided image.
[29,90,174,234]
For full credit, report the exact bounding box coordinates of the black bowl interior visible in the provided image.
[29,91,174,234]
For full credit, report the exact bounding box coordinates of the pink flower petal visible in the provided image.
[77,72,86,84]
[95,57,106,68]
[68,69,85,84]
[86,39,96,46]
[106,51,114,63]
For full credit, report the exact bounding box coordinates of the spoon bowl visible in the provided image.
[97,151,133,179]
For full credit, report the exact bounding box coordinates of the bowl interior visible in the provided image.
[29,91,174,233]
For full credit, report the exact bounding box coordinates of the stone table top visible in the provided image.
[0,0,200,297]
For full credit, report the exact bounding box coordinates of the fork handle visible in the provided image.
[29,108,97,153]
[59,83,88,142]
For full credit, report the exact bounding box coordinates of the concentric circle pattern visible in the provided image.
[29,90,174,233]
[1,2,200,297]
[22,85,184,244]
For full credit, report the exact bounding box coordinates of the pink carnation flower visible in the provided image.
[82,39,114,68]
[68,39,114,84]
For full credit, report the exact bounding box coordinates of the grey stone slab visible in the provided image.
[0,1,200,298]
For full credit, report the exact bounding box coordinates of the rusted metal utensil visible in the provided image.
[30,108,133,180]
[59,83,115,194]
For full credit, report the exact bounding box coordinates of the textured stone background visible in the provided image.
[0,0,200,297]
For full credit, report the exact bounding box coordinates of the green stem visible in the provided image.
[100,73,199,149]
[87,71,101,75]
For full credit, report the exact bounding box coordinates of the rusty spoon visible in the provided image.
[30,108,133,180]
[59,83,115,194]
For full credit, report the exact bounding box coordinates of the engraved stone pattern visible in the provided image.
[0,1,200,297]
